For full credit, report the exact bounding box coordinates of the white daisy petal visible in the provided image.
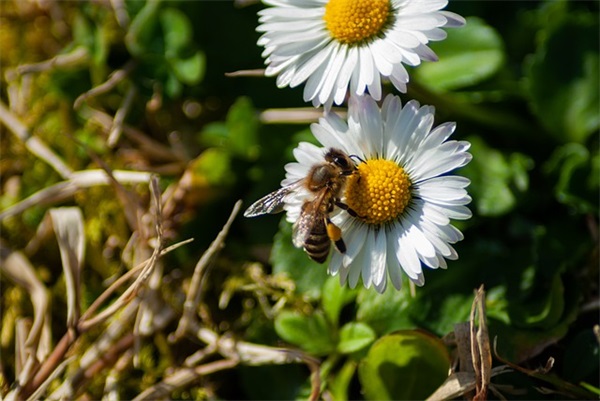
[351,232,374,288]
[342,220,368,268]
[403,211,436,259]
[386,233,404,290]
[409,141,472,181]
[292,141,324,165]
[289,42,335,87]
[358,232,376,288]
[369,230,388,289]
[396,227,423,281]
[420,200,451,226]
[414,178,471,204]
[367,66,382,102]
[413,43,439,62]
[441,11,467,28]
[303,55,333,101]
[356,46,376,96]
[388,63,409,93]
[329,249,343,276]
[369,42,394,76]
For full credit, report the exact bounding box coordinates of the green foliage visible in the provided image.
[524,4,599,143]
[545,143,599,213]
[125,0,205,97]
[461,135,533,216]
[414,17,505,91]
[200,97,260,160]
[358,331,451,400]
[337,322,375,354]
[274,310,336,355]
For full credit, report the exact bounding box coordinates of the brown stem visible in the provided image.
[21,328,77,400]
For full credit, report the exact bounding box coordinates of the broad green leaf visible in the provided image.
[525,12,600,143]
[170,51,205,85]
[510,274,565,330]
[461,135,533,216]
[200,97,259,160]
[329,360,357,401]
[356,284,413,335]
[490,271,580,363]
[322,276,358,328]
[191,148,234,187]
[164,70,182,98]
[271,218,329,300]
[545,143,598,214]
[413,17,505,91]
[338,322,376,354]
[72,13,94,50]
[274,310,335,355]
[125,0,162,57]
[226,97,260,160]
[358,331,450,400]
[160,8,193,57]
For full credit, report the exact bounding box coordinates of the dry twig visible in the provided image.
[170,200,243,341]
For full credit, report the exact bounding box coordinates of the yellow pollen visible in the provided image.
[324,0,391,45]
[345,159,412,225]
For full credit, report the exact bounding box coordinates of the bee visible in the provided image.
[244,148,358,263]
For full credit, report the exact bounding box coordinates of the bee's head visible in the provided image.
[325,148,355,172]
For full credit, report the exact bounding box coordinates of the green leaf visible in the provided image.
[328,360,357,401]
[356,284,414,335]
[200,97,259,160]
[125,0,162,57]
[322,276,358,328]
[271,218,329,300]
[164,70,182,98]
[545,143,598,214]
[525,12,600,142]
[338,322,376,354]
[490,269,581,363]
[170,51,205,85]
[358,331,450,400]
[72,13,95,50]
[461,135,533,216]
[191,148,234,187]
[225,97,260,159]
[274,311,335,355]
[510,274,565,330]
[413,17,505,91]
[160,8,193,57]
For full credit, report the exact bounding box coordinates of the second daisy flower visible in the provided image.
[257,0,465,108]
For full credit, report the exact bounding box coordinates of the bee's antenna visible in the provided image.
[350,154,365,164]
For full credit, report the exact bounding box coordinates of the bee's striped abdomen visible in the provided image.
[303,218,331,263]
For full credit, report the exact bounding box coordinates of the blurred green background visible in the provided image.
[0,0,598,399]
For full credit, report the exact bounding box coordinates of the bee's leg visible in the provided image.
[334,201,363,219]
[325,217,346,253]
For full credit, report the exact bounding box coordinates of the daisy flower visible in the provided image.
[281,94,472,292]
[256,0,465,108]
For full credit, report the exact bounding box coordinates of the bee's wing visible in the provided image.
[244,180,303,217]
[292,190,328,248]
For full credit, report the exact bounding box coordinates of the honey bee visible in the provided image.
[244,148,358,263]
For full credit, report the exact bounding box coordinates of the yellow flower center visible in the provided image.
[345,159,412,225]
[324,0,392,45]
